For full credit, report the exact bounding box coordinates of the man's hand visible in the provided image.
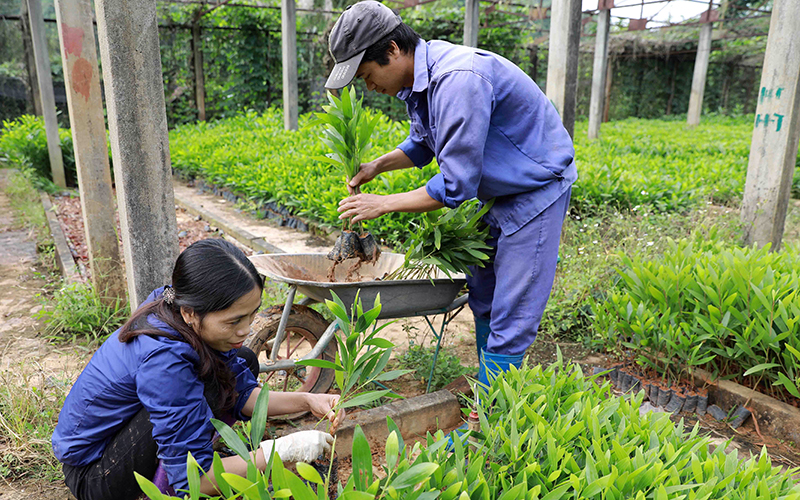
[260,430,334,463]
[347,161,382,195]
[306,393,345,433]
[338,193,388,223]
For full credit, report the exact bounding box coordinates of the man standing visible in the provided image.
[327,0,577,388]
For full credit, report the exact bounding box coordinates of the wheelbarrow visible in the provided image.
[245,252,469,407]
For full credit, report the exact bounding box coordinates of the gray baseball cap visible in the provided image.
[325,1,402,89]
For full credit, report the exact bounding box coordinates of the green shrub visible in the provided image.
[169,109,440,248]
[571,116,753,214]
[593,229,800,399]
[0,115,78,188]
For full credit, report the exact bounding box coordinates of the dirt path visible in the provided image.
[0,170,79,499]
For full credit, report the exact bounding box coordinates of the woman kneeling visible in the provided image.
[52,239,343,500]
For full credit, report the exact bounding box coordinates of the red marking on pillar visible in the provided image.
[72,57,92,101]
[62,24,85,57]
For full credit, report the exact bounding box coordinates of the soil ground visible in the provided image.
[3,171,800,496]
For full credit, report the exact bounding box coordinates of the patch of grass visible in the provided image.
[541,201,743,343]
[36,281,130,346]
[396,341,476,392]
[0,367,70,481]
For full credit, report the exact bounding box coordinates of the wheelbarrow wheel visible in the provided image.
[245,304,336,418]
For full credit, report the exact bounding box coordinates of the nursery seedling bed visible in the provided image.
[597,362,800,474]
[50,192,250,281]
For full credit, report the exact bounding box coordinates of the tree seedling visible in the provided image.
[309,86,382,263]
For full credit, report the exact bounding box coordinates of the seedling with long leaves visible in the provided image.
[387,198,495,281]
[296,291,411,423]
[310,87,382,262]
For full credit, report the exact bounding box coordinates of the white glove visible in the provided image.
[260,430,334,463]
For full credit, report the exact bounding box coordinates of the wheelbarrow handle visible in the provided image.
[259,320,339,373]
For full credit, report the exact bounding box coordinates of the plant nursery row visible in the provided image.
[4,112,799,248]
[138,356,800,500]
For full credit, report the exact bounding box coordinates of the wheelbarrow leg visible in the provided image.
[423,305,466,393]
[271,285,297,363]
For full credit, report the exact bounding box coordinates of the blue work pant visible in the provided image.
[467,188,571,356]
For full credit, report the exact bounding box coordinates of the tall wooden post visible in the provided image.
[192,22,206,122]
[26,0,66,188]
[687,22,713,127]
[528,44,538,82]
[603,56,614,122]
[464,0,479,48]
[740,0,800,251]
[282,0,298,130]
[94,0,179,308]
[54,0,126,303]
[588,8,611,139]
[19,0,42,116]
[546,0,582,137]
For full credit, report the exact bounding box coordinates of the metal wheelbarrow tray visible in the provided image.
[249,253,467,319]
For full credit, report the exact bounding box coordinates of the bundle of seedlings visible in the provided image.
[310,86,382,263]
[386,198,494,281]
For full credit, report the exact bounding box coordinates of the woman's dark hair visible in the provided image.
[119,239,264,418]
[362,22,421,66]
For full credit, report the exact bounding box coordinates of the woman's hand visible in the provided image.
[306,393,345,432]
[338,193,388,223]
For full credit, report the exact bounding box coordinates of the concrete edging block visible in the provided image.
[278,389,463,458]
[694,368,800,445]
[40,192,81,284]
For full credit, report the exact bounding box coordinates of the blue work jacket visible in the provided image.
[51,287,259,494]
[396,39,578,235]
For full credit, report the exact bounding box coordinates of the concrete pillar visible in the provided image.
[463,0,479,48]
[94,0,179,309]
[687,22,713,127]
[740,0,800,251]
[588,9,610,140]
[192,22,206,122]
[26,0,66,188]
[546,0,582,138]
[282,0,298,130]
[54,0,126,303]
[19,0,43,116]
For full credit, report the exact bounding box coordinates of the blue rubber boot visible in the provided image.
[474,316,491,362]
[478,348,525,389]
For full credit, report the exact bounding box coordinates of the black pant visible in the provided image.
[62,346,260,500]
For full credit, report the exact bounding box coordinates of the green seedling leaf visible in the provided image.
[352,425,373,490]
[186,452,201,500]
[742,363,780,377]
[296,462,324,485]
[390,463,440,489]
[134,472,168,500]
[211,419,251,461]
[249,388,270,450]
[338,389,393,409]
[296,358,343,371]
[212,453,232,497]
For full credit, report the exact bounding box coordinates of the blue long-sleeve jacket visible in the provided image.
[396,39,577,235]
[52,287,259,494]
